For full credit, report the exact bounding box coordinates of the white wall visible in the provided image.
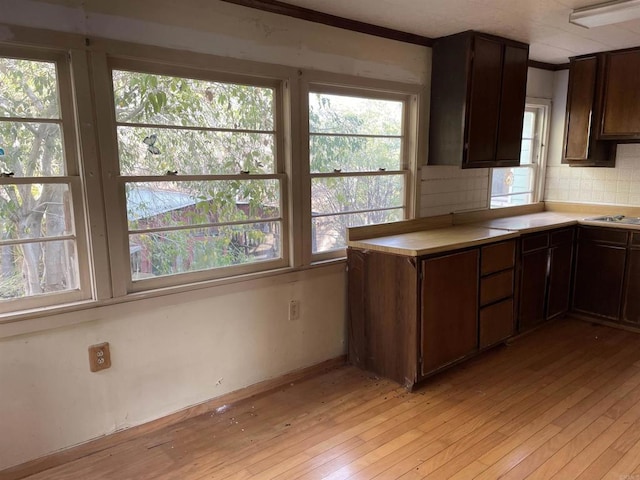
[0,0,429,470]
[545,70,640,205]
[420,67,555,217]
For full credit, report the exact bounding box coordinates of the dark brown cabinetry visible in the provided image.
[429,31,529,169]
[479,241,516,348]
[518,228,575,332]
[601,49,640,140]
[623,233,640,324]
[562,56,615,167]
[421,250,478,374]
[573,227,627,321]
[347,239,516,389]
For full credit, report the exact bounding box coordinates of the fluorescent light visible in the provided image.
[570,0,640,28]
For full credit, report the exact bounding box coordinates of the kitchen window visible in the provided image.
[490,102,549,208]
[306,84,418,259]
[0,48,91,314]
[101,60,287,293]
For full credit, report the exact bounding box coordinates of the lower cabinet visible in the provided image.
[623,234,640,323]
[573,227,627,321]
[421,249,479,375]
[518,227,574,332]
[348,238,516,389]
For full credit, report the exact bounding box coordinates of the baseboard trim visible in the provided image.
[0,355,347,480]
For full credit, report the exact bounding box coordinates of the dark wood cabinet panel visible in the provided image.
[421,250,479,375]
[480,299,514,349]
[519,248,549,331]
[496,45,529,163]
[519,228,575,332]
[429,31,529,169]
[547,241,574,320]
[480,270,514,306]
[481,240,516,275]
[623,248,640,324]
[601,50,640,139]
[573,241,626,320]
[563,56,615,167]
[346,249,419,388]
[467,36,503,165]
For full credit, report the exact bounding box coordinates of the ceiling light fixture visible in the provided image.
[570,0,640,28]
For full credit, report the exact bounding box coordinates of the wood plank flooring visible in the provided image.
[14,317,640,479]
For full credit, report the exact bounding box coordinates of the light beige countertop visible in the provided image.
[473,212,583,234]
[348,225,519,257]
[347,207,640,257]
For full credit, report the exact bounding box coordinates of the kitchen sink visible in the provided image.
[586,215,640,225]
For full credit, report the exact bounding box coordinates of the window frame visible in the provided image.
[489,99,550,209]
[301,77,420,263]
[93,56,291,295]
[0,45,93,314]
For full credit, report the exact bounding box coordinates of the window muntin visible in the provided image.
[490,107,545,208]
[111,68,285,287]
[0,53,88,311]
[308,91,408,255]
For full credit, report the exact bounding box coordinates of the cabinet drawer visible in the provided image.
[551,228,574,246]
[480,299,514,348]
[632,233,640,246]
[522,232,549,253]
[579,227,628,245]
[481,240,516,275]
[480,270,514,306]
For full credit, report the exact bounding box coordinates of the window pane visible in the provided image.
[0,58,60,119]
[311,175,404,215]
[312,209,403,253]
[117,126,275,175]
[309,93,402,136]
[0,240,79,300]
[490,193,533,209]
[520,138,533,165]
[491,167,534,198]
[112,70,274,131]
[310,135,401,173]
[126,180,280,230]
[0,122,64,176]
[0,183,73,240]
[522,110,535,138]
[129,222,280,279]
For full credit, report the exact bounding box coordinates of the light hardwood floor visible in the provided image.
[14,317,640,479]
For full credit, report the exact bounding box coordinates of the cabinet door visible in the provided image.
[547,242,573,320]
[421,249,479,375]
[623,248,640,324]
[573,241,626,320]
[496,45,529,165]
[480,299,514,349]
[562,57,615,166]
[466,36,503,167]
[519,249,548,331]
[563,57,597,161]
[601,50,640,139]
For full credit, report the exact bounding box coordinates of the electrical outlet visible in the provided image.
[289,300,300,321]
[88,342,111,372]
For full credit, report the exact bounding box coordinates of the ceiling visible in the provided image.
[265,0,640,64]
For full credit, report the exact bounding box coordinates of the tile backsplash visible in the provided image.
[545,144,640,206]
[420,166,489,217]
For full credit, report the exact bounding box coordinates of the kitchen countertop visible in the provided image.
[347,210,640,257]
[347,225,519,257]
[473,212,583,233]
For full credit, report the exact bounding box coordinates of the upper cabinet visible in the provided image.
[562,55,615,167]
[428,31,529,169]
[563,47,640,167]
[600,49,640,140]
